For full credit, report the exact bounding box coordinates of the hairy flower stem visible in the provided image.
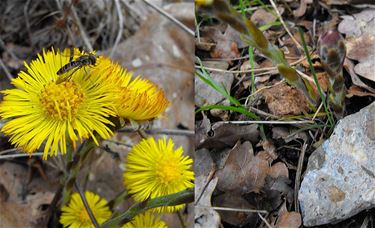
[318,30,346,118]
[61,139,96,206]
[101,188,194,228]
[198,0,319,107]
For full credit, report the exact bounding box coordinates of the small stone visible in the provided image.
[298,102,375,226]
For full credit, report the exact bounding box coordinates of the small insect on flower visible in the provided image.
[56,48,97,84]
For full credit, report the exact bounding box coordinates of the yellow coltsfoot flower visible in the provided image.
[123,137,194,212]
[122,211,167,228]
[89,57,169,122]
[60,191,112,227]
[0,48,116,159]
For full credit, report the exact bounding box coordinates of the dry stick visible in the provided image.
[143,0,195,37]
[0,58,14,80]
[74,182,99,228]
[217,120,314,125]
[137,128,149,139]
[70,5,93,51]
[176,211,187,228]
[257,212,273,228]
[312,102,324,121]
[0,152,44,159]
[201,206,268,214]
[24,0,32,45]
[294,142,307,213]
[195,169,216,205]
[103,139,133,148]
[245,79,285,104]
[195,56,306,74]
[110,0,124,58]
[268,0,302,50]
[248,106,279,119]
[0,148,19,155]
[119,127,194,136]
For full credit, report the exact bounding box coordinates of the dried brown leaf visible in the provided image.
[275,203,302,228]
[212,193,258,226]
[347,85,375,98]
[197,123,259,150]
[262,82,310,115]
[195,177,221,228]
[251,8,277,27]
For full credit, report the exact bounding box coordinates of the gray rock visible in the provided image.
[298,102,375,226]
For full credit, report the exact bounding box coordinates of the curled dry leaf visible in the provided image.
[345,32,375,82]
[339,9,375,83]
[347,85,375,98]
[344,58,375,93]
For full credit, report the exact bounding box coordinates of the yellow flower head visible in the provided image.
[90,57,169,122]
[117,76,169,122]
[60,191,112,228]
[195,0,214,6]
[122,211,167,228]
[0,48,116,159]
[123,137,194,212]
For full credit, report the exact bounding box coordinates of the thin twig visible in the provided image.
[110,0,124,58]
[196,206,268,214]
[296,69,315,84]
[70,4,93,51]
[74,182,99,228]
[118,127,194,136]
[216,120,314,125]
[269,0,302,50]
[24,0,32,45]
[257,212,273,228]
[312,102,324,121]
[0,152,44,159]
[195,56,306,74]
[0,148,19,155]
[247,106,280,119]
[0,58,14,80]
[137,129,149,139]
[294,142,307,213]
[143,0,195,37]
[195,169,216,205]
[177,211,187,228]
[103,139,133,148]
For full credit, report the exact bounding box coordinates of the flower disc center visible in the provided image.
[40,81,85,120]
[156,159,180,184]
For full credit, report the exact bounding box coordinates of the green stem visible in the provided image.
[61,139,96,206]
[101,188,194,228]
[298,28,334,127]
